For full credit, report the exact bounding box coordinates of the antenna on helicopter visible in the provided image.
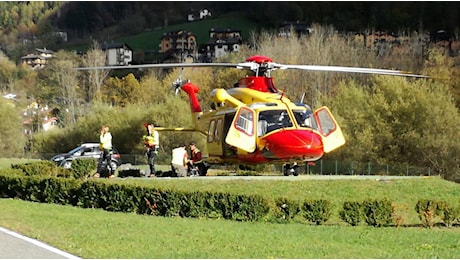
[300,92,306,103]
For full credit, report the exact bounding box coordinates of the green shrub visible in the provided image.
[38,178,80,205]
[436,201,459,227]
[415,199,442,228]
[0,172,25,198]
[70,158,97,179]
[362,199,394,227]
[302,199,333,225]
[11,161,69,177]
[273,197,301,222]
[340,201,363,226]
[416,200,459,228]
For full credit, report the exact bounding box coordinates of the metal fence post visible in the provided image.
[335,160,338,175]
[320,159,323,175]
[351,161,354,175]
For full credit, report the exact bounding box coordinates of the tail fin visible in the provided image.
[181,82,202,113]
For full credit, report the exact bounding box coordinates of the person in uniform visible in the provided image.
[95,125,114,178]
[143,123,160,177]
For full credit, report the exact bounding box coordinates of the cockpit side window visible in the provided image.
[293,109,315,129]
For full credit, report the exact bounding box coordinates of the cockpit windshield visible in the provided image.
[257,109,293,136]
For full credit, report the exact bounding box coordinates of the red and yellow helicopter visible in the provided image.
[78,55,427,175]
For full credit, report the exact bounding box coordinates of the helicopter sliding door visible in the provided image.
[314,106,346,153]
[225,106,256,153]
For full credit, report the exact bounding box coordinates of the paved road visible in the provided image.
[0,227,80,259]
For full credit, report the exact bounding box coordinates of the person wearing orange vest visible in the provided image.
[143,123,160,177]
[188,141,208,176]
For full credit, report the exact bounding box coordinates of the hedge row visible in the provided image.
[0,173,270,222]
[0,161,459,227]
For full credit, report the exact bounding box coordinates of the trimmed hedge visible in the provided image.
[0,163,270,222]
[1,161,459,227]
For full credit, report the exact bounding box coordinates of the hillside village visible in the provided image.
[20,8,458,69]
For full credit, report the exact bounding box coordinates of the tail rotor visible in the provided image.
[171,68,187,95]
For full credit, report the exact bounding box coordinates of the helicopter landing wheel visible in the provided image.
[282,163,299,176]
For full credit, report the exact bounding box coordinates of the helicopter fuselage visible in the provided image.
[182,74,345,166]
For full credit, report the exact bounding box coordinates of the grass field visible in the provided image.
[1,158,459,258]
[1,198,459,259]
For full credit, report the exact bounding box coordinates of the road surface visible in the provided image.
[0,227,80,259]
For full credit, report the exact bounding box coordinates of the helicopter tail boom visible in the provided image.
[181,82,202,113]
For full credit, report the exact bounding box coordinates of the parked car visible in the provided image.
[50,143,122,170]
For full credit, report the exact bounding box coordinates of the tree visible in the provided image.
[47,50,83,126]
[81,40,109,102]
[0,51,18,93]
[324,75,460,180]
[0,99,27,157]
[102,73,143,106]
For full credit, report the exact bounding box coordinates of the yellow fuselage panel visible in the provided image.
[226,88,285,104]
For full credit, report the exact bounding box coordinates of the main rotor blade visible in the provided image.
[75,60,429,78]
[273,63,429,78]
[75,63,246,71]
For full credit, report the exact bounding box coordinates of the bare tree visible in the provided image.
[51,51,81,125]
[82,40,109,102]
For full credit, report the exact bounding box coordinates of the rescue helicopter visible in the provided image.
[77,55,428,176]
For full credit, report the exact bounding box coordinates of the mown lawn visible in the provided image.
[1,198,459,259]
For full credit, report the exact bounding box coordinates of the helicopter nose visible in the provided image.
[260,129,324,160]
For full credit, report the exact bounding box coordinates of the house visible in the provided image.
[21,48,54,69]
[278,21,312,37]
[159,30,197,62]
[42,116,59,131]
[22,103,59,134]
[204,28,243,59]
[187,8,212,22]
[101,42,133,66]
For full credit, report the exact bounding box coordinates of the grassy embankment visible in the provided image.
[1,158,459,258]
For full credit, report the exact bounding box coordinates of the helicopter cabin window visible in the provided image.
[234,107,254,136]
[293,109,315,129]
[207,120,216,142]
[258,109,293,134]
[316,109,336,136]
[214,118,223,141]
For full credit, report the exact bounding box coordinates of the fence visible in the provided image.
[298,159,432,176]
[38,153,433,176]
[99,154,434,176]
